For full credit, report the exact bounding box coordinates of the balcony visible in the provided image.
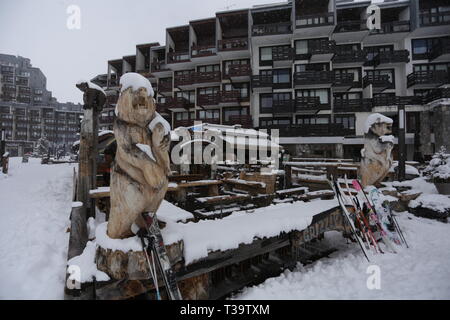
[198,94,221,106]
[333,73,356,90]
[424,88,450,103]
[294,71,334,86]
[366,50,410,67]
[272,47,295,66]
[158,81,173,93]
[191,45,217,58]
[252,22,292,37]
[220,91,248,104]
[363,74,394,91]
[369,21,410,35]
[195,71,221,85]
[99,116,115,125]
[420,11,450,27]
[407,70,449,88]
[174,119,195,128]
[225,64,251,80]
[429,38,450,62]
[251,75,273,89]
[333,50,366,65]
[172,97,194,110]
[295,97,327,111]
[167,52,190,64]
[174,73,195,87]
[262,123,354,137]
[334,98,372,112]
[272,100,295,115]
[296,12,334,28]
[335,20,367,33]
[372,95,424,108]
[218,38,249,52]
[223,115,252,128]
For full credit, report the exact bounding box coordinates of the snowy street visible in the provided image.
[1,159,450,300]
[0,158,75,299]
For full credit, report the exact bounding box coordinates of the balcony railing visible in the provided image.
[424,88,450,103]
[218,38,249,51]
[294,71,334,86]
[195,71,221,84]
[363,74,393,89]
[295,97,325,110]
[296,12,334,28]
[220,91,248,104]
[309,39,336,55]
[420,11,450,27]
[197,117,221,125]
[167,52,190,63]
[333,73,355,87]
[158,81,173,92]
[407,70,449,88]
[191,45,217,58]
[252,22,292,36]
[251,75,274,88]
[333,50,366,64]
[368,50,410,67]
[334,98,372,112]
[174,119,195,128]
[429,38,450,61]
[272,100,295,114]
[224,115,252,128]
[174,73,196,87]
[261,124,354,137]
[369,21,410,34]
[272,46,295,62]
[335,20,367,33]
[198,94,221,106]
[226,64,251,78]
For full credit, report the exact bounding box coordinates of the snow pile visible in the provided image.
[0,158,76,299]
[119,72,154,97]
[76,79,106,95]
[235,213,450,300]
[67,241,110,283]
[95,222,142,252]
[380,135,395,144]
[157,200,194,223]
[389,163,420,176]
[409,194,450,213]
[149,112,171,136]
[136,143,156,161]
[424,147,450,180]
[161,199,338,265]
[364,113,393,134]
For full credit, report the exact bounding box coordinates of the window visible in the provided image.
[413,63,450,73]
[198,109,220,120]
[175,90,195,103]
[260,94,273,113]
[175,112,194,121]
[223,107,248,122]
[198,87,220,96]
[296,89,330,104]
[223,59,249,75]
[272,69,290,84]
[335,115,355,130]
[295,63,329,72]
[365,45,394,61]
[260,118,291,127]
[260,47,273,64]
[297,116,330,125]
[334,68,361,82]
[223,83,249,98]
[412,38,443,59]
[295,40,309,55]
[197,64,220,73]
[406,112,420,134]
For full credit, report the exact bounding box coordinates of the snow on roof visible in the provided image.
[119,72,154,97]
[161,199,338,265]
[364,113,394,134]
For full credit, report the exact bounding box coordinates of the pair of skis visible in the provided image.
[138,212,182,300]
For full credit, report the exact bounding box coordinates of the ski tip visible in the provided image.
[352,180,362,191]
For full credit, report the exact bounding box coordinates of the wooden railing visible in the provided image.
[296,12,334,28]
[191,45,217,58]
[294,71,334,85]
[252,22,292,36]
[167,52,190,63]
[420,11,450,27]
[218,38,249,51]
[407,70,449,88]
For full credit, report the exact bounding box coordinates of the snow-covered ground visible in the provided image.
[0,158,75,299]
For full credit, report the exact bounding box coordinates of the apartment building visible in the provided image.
[0,54,83,156]
[94,0,450,161]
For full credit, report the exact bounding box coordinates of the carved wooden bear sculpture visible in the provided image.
[360,113,394,187]
[107,74,171,239]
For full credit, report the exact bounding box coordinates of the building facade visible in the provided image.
[93,0,450,161]
[0,54,83,156]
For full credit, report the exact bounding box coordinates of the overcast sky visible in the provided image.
[0,0,276,104]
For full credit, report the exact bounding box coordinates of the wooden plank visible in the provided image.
[177,180,223,188]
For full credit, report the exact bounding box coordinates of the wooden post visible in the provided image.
[0,129,5,167]
[398,105,406,182]
[285,165,292,188]
[77,108,98,217]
